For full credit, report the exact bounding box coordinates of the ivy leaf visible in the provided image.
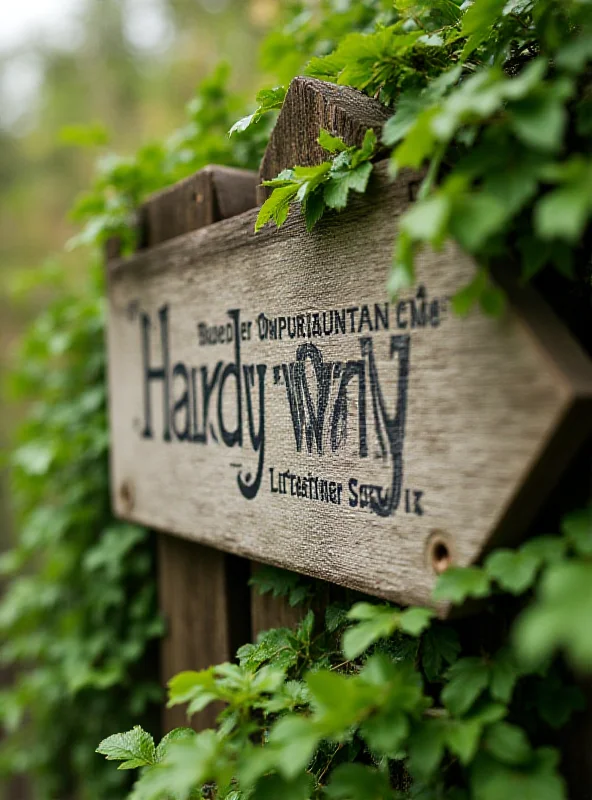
[442,658,490,716]
[433,567,490,604]
[96,726,156,770]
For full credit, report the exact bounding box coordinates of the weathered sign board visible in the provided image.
[107,161,592,607]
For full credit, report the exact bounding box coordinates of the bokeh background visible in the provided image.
[0,0,277,556]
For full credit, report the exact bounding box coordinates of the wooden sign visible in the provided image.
[106,161,592,607]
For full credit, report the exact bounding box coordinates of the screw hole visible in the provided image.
[119,480,135,513]
[428,534,452,575]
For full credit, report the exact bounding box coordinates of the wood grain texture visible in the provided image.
[139,166,257,249]
[119,165,258,732]
[250,562,305,638]
[158,535,251,729]
[258,77,390,203]
[255,76,392,629]
[106,160,592,612]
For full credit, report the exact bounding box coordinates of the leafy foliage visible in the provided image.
[0,261,163,798]
[256,128,377,232]
[257,0,592,315]
[0,64,270,800]
[3,1,591,798]
[98,510,590,800]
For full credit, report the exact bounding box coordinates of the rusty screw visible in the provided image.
[119,480,135,514]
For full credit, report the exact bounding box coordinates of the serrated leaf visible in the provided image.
[471,748,565,800]
[96,726,156,769]
[490,648,520,703]
[401,194,450,245]
[255,184,299,231]
[483,722,532,766]
[326,763,393,800]
[433,567,490,604]
[446,718,483,764]
[253,771,313,800]
[155,728,196,762]
[421,625,461,682]
[269,715,321,779]
[399,607,435,637]
[408,719,447,780]
[318,129,348,153]
[442,658,490,716]
[343,605,400,659]
[361,709,409,757]
[513,561,592,671]
[485,549,540,594]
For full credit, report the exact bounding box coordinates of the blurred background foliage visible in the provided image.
[0,0,278,550]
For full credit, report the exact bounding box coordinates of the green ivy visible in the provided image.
[258,0,592,313]
[2,0,591,798]
[0,65,268,799]
[97,509,591,800]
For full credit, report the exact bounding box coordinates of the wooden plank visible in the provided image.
[158,536,250,729]
[108,165,258,732]
[258,77,390,203]
[250,562,305,637]
[254,76,393,632]
[106,159,592,612]
[139,166,257,249]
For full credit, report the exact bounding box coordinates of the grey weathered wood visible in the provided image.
[255,75,392,629]
[258,77,390,203]
[139,166,257,249]
[107,165,258,732]
[158,536,250,730]
[106,160,592,611]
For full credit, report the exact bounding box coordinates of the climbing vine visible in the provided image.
[1,1,591,798]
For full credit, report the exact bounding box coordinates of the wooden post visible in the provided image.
[109,165,258,731]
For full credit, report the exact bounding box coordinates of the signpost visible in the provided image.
[107,152,592,608]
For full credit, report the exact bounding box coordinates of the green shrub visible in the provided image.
[2,0,591,797]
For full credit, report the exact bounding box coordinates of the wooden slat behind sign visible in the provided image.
[107,161,592,609]
[112,164,258,732]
